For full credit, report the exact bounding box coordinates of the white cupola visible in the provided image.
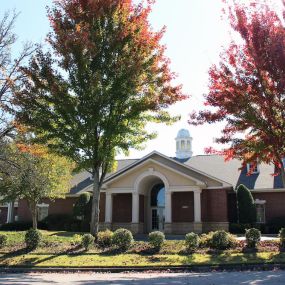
[175,129,193,159]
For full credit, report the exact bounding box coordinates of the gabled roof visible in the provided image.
[103,151,230,188]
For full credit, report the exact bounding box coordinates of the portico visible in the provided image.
[100,151,228,234]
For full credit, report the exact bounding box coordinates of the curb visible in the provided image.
[0,263,285,273]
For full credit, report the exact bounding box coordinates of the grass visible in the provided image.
[0,230,283,268]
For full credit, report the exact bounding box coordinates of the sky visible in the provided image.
[1,0,280,159]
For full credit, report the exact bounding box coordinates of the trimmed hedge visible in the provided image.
[112,228,133,251]
[245,228,261,248]
[25,228,42,250]
[148,231,165,251]
[185,232,199,251]
[0,234,7,248]
[97,230,113,248]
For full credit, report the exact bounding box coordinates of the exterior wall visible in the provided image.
[252,192,285,222]
[201,189,228,222]
[172,192,194,222]
[112,194,132,223]
[99,193,106,223]
[0,207,8,224]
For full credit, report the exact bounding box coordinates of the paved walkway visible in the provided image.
[1,271,285,285]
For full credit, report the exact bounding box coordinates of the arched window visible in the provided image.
[150,184,165,207]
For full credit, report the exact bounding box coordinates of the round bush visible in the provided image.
[148,231,165,250]
[97,230,113,248]
[25,228,42,250]
[279,228,285,248]
[81,233,95,251]
[0,234,7,248]
[185,232,199,251]
[112,228,133,251]
[211,230,231,250]
[199,232,214,248]
[245,228,261,248]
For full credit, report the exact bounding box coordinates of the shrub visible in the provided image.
[267,217,285,234]
[71,234,82,246]
[0,221,33,231]
[0,234,7,248]
[199,232,214,248]
[112,228,134,251]
[279,228,285,248]
[97,230,113,248]
[81,233,95,251]
[185,232,199,251]
[229,223,252,234]
[25,228,42,250]
[148,231,165,250]
[236,184,256,224]
[211,230,231,250]
[245,228,261,248]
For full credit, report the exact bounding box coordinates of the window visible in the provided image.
[247,162,259,174]
[255,199,266,223]
[181,140,185,150]
[37,203,49,221]
[187,140,191,151]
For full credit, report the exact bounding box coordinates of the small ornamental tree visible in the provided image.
[15,0,186,235]
[73,192,91,219]
[0,140,74,229]
[189,1,285,186]
[236,184,256,224]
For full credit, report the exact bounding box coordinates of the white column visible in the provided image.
[132,193,139,223]
[105,192,112,223]
[165,192,172,223]
[194,190,202,222]
[6,202,11,223]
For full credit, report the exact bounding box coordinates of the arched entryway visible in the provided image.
[150,184,165,231]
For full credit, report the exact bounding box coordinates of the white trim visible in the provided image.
[105,192,112,223]
[37,203,49,208]
[255,199,266,205]
[169,186,202,192]
[250,188,285,193]
[247,162,260,174]
[134,168,170,194]
[106,188,133,194]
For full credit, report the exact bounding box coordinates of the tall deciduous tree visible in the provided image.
[0,142,74,229]
[0,11,34,140]
[189,0,285,186]
[15,0,186,234]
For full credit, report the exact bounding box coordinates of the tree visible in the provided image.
[15,0,186,234]
[189,1,285,186]
[236,184,256,224]
[0,11,34,141]
[73,192,91,219]
[0,142,74,229]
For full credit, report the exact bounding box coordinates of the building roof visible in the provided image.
[68,153,283,195]
[176,129,191,139]
[185,155,283,190]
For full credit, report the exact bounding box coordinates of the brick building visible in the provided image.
[1,129,285,234]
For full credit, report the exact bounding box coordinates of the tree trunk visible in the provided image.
[29,202,38,229]
[90,171,101,236]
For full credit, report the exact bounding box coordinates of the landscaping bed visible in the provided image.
[0,230,283,268]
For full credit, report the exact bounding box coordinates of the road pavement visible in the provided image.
[0,270,285,284]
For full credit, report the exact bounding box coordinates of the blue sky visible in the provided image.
[1,0,276,159]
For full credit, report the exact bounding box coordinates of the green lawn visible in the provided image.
[0,231,283,268]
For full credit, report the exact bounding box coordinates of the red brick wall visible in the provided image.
[201,189,228,222]
[172,192,194,222]
[252,192,285,222]
[112,194,132,223]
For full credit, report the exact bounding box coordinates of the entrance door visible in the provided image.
[150,184,165,232]
[151,207,165,231]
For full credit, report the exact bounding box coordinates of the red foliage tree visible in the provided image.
[189,1,285,186]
